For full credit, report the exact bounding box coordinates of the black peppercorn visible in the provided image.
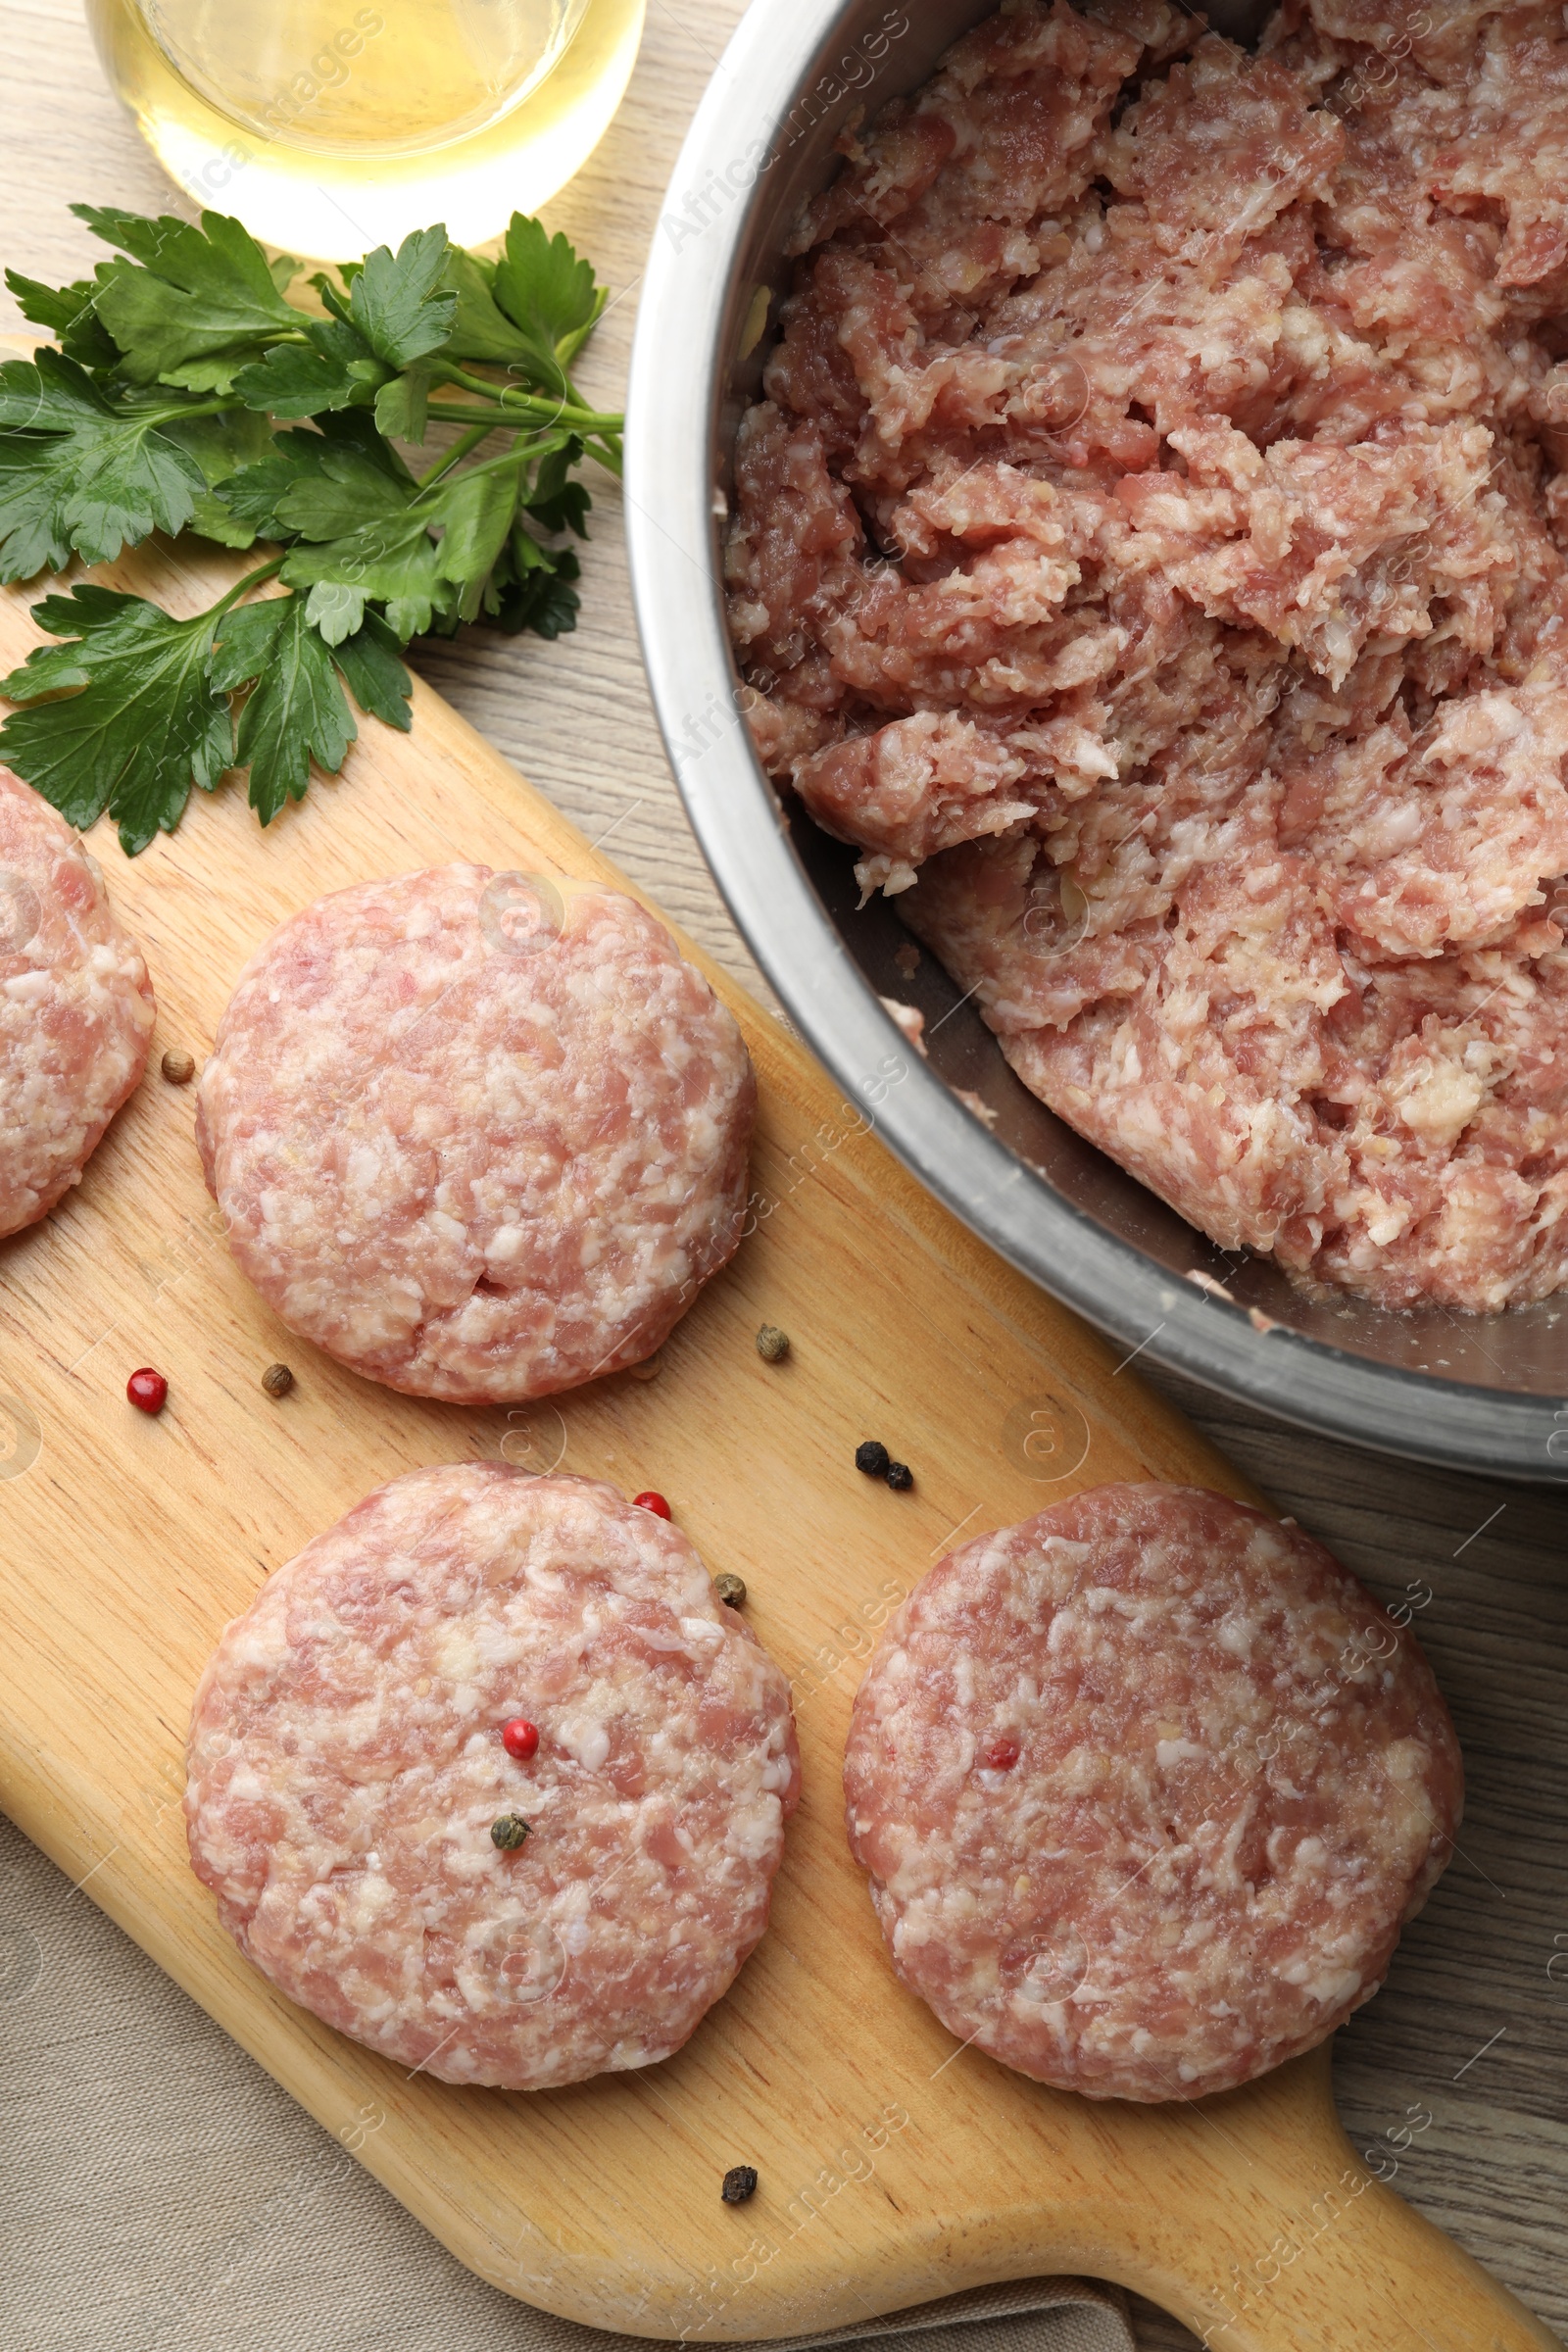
[490,1814,532,1850]
[856,1440,891,1478]
[721,2165,759,2205]
[886,1461,913,1492]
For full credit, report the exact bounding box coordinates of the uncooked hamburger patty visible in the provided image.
[0,766,153,1238]
[185,1465,800,2089]
[728,0,1568,1311]
[196,865,756,1401]
[844,1483,1461,2101]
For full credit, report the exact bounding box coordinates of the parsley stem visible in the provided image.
[142,397,234,426]
[415,418,499,489]
[424,400,623,480]
[424,402,555,428]
[429,365,624,434]
[410,440,532,504]
[206,555,286,623]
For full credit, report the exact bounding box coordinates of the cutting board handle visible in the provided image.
[1143,2179,1561,2351]
[1090,2057,1563,2350]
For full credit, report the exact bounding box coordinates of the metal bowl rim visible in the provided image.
[622,0,1568,1484]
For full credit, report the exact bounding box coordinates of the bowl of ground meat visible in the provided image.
[626,0,1568,1480]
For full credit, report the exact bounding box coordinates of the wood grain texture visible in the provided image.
[0,546,1554,2352]
[1,0,1565,2346]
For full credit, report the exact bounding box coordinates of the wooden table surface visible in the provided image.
[1,3,1565,2347]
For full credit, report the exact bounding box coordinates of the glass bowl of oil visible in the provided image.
[87,0,647,260]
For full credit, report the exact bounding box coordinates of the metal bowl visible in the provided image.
[624,0,1568,1483]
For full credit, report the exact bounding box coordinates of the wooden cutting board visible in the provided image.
[0,535,1556,2352]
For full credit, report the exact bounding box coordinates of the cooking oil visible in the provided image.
[86,0,647,261]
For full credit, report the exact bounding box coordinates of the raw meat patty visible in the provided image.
[185,1464,801,2089]
[196,865,756,1401]
[727,0,1568,1311]
[0,766,153,1237]
[844,1483,1461,2101]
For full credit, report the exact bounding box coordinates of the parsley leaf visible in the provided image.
[0,201,618,848]
[0,574,414,847]
[304,582,367,646]
[2,269,121,369]
[441,248,535,368]
[491,216,608,384]
[523,437,593,538]
[493,534,580,639]
[347,227,457,368]
[78,203,297,300]
[209,593,356,823]
[273,460,411,540]
[281,517,450,643]
[157,407,274,482]
[329,611,414,729]
[373,364,432,443]
[3,270,97,337]
[0,584,233,852]
[74,205,303,389]
[159,409,274,551]
[440,220,608,393]
[232,318,389,417]
[0,352,207,578]
[433,467,519,622]
[214,453,317,540]
[218,412,411,537]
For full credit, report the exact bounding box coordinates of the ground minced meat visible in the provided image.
[197,867,756,1401]
[844,1482,1461,2100]
[186,1466,800,2089]
[0,767,152,1236]
[728,2,1568,1310]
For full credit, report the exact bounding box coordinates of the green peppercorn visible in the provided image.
[713,1572,747,1609]
[490,1814,531,1851]
[756,1324,790,1363]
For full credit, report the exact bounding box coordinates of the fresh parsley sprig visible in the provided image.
[0,205,621,852]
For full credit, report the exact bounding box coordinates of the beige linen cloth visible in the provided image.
[0,1816,1152,2352]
